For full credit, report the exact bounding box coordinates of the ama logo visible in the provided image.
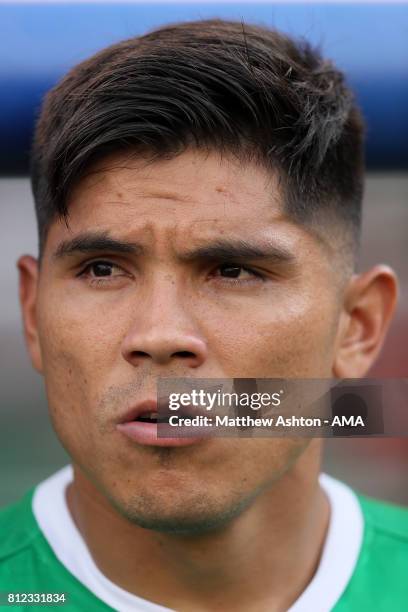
[332,413,365,427]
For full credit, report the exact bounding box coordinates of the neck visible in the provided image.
[66,444,329,612]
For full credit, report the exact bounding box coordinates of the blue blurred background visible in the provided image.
[1,1,407,506]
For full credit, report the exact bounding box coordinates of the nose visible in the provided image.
[121,282,208,369]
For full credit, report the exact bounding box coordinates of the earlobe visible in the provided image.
[333,265,398,378]
[17,255,43,373]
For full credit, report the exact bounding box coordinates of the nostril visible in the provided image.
[129,350,196,360]
[131,351,150,358]
[172,351,196,359]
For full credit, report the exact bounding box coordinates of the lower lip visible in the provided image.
[116,421,209,447]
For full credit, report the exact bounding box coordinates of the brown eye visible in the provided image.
[219,264,243,278]
[79,260,125,280]
[90,262,115,277]
[217,263,259,280]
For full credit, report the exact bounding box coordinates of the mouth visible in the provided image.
[116,399,211,448]
[133,412,169,424]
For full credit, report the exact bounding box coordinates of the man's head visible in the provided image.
[19,20,397,534]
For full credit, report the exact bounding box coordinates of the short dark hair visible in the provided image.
[31,19,365,258]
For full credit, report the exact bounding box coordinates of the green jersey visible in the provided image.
[0,466,407,611]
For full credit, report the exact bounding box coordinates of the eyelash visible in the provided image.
[77,260,265,287]
[211,263,265,285]
[77,260,128,286]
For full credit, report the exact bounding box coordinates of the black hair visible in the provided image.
[31,19,365,256]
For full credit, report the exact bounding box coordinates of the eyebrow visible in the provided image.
[53,232,296,266]
[178,239,296,265]
[53,232,144,259]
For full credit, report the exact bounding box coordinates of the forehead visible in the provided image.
[45,149,325,257]
[69,149,280,221]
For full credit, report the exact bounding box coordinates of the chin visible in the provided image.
[109,487,257,535]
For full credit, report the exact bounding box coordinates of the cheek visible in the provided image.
[38,285,126,375]
[203,291,338,377]
[36,289,128,446]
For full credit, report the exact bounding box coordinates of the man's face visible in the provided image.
[31,150,344,532]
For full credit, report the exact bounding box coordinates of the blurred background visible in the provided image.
[1,1,407,507]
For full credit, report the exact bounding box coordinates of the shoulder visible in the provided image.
[0,489,42,563]
[0,487,52,593]
[0,484,113,610]
[358,492,408,543]
[336,492,408,611]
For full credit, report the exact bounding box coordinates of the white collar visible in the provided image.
[32,465,363,612]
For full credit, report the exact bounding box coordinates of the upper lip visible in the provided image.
[119,399,160,424]
[118,398,209,424]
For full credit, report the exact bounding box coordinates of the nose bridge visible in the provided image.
[121,268,207,367]
[145,265,189,321]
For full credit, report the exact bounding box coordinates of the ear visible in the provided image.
[333,265,398,378]
[17,255,43,373]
